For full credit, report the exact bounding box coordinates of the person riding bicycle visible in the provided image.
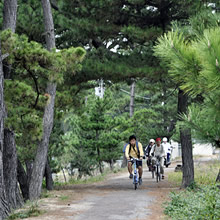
[162,137,172,166]
[151,138,165,179]
[125,135,144,185]
[145,139,155,171]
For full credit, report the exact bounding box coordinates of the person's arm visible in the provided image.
[162,145,166,157]
[125,144,130,160]
[139,143,144,158]
[151,145,155,156]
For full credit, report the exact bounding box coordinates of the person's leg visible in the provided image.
[138,166,143,185]
[138,166,143,178]
[151,157,156,171]
[167,153,170,163]
[128,161,133,178]
[160,157,164,177]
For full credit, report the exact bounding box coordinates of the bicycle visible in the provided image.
[129,157,142,190]
[151,156,161,182]
[155,156,161,182]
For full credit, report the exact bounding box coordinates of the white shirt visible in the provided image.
[162,142,172,154]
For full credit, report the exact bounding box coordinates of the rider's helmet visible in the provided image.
[149,139,155,143]
[163,137,168,142]
[156,138,161,142]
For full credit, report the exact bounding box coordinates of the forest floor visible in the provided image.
[20,161,181,220]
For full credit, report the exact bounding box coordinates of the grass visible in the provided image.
[40,189,51,199]
[7,202,44,220]
[168,159,219,186]
[165,159,220,220]
[60,195,69,201]
[164,184,220,220]
[54,167,126,188]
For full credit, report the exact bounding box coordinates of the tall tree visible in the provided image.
[3,0,17,79]
[0,41,9,220]
[29,0,56,200]
[154,10,220,187]
[177,90,194,187]
[2,0,23,211]
[3,0,17,32]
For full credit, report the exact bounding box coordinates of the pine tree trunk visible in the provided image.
[3,0,17,32]
[216,169,220,182]
[0,40,10,220]
[2,0,17,79]
[17,159,29,201]
[129,80,135,118]
[121,154,127,168]
[178,89,194,188]
[3,129,22,210]
[29,83,56,199]
[109,159,114,171]
[97,146,103,173]
[44,158,53,190]
[29,0,56,200]
[25,161,33,186]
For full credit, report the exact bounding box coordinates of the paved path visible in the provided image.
[26,165,176,220]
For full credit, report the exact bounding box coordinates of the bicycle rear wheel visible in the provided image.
[152,169,154,178]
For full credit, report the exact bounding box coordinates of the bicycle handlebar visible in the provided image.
[128,157,142,162]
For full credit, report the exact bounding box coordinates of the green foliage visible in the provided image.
[154,11,220,147]
[164,185,220,220]
[7,202,43,220]
[0,29,85,162]
[50,90,124,177]
[180,104,220,147]
[168,160,219,186]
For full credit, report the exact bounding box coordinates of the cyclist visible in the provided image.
[125,135,144,185]
[151,138,165,179]
[162,137,172,166]
[145,139,155,171]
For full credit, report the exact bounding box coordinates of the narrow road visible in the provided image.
[26,165,176,220]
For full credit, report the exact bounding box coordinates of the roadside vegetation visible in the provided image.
[166,159,220,219]
[7,202,43,220]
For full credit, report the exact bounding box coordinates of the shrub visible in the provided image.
[164,185,220,220]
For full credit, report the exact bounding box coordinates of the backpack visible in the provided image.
[123,141,140,157]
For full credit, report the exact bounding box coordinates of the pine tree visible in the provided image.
[154,10,220,187]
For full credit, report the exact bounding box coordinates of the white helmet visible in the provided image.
[163,137,168,142]
[149,139,155,143]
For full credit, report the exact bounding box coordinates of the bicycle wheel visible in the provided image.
[156,165,159,183]
[134,183,137,190]
[152,168,154,178]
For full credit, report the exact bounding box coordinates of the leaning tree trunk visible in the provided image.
[178,89,194,188]
[44,158,53,190]
[0,40,10,220]
[3,129,23,210]
[29,0,56,200]
[29,83,56,200]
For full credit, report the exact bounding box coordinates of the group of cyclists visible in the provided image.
[124,135,172,185]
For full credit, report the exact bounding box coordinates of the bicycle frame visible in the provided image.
[151,156,161,182]
[129,158,141,190]
[155,156,161,182]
